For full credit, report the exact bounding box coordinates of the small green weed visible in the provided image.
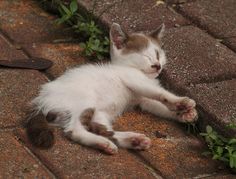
[43,0,109,60]
[201,125,236,171]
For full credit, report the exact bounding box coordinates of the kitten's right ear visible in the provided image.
[110,23,128,49]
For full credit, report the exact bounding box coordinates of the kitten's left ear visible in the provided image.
[149,23,165,40]
[110,23,128,49]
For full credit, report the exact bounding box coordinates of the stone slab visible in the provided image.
[188,79,236,136]
[114,111,229,178]
[78,0,190,33]
[25,43,86,78]
[0,69,48,128]
[0,132,53,178]
[179,0,236,51]
[160,26,236,94]
[0,0,72,46]
[0,33,27,61]
[16,129,158,179]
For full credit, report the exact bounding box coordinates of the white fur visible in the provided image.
[31,24,197,154]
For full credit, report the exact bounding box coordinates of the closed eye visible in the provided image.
[143,54,152,61]
[155,50,159,61]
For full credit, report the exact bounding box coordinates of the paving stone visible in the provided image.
[188,79,236,136]
[0,69,48,128]
[0,0,72,46]
[24,43,86,78]
[0,33,27,61]
[0,132,53,178]
[160,26,236,94]
[78,0,190,33]
[16,129,158,179]
[114,111,229,179]
[178,0,236,51]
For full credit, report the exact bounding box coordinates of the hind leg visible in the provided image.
[88,111,151,150]
[112,131,151,150]
[65,119,118,155]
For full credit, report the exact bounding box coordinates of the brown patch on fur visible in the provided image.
[122,34,149,54]
[80,108,114,138]
[46,112,57,122]
[26,111,54,149]
[148,35,161,47]
[90,122,114,137]
[80,108,95,129]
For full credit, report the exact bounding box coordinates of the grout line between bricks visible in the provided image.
[15,134,58,179]
[129,151,164,179]
[0,28,55,81]
[170,5,236,54]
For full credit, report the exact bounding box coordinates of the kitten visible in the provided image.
[26,23,198,154]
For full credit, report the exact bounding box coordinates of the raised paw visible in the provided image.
[96,141,118,155]
[176,108,198,123]
[164,97,196,112]
[127,134,151,150]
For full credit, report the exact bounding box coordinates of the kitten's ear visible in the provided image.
[149,23,165,40]
[110,23,128,49]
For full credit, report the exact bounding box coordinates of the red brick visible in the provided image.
[24,43,86,78]
[78,0,190,33]
[0,33,27,61]
[17,129,158,178]
[0,132,53,178]
[114,111,229,178]
[0,69,48,128]
[0,0,72,46]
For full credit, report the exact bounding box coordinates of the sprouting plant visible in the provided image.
[54,0,110,60]
[200,125,236,170]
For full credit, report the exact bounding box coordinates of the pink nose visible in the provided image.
[151,64,161,71]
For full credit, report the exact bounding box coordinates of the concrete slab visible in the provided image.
[16,129,159,179]
[179,0,236,51]
[160,26,236,93]
[0,132,53,178]
[78,0,190,33]
[188,79,236,136]
[0,69,48,128]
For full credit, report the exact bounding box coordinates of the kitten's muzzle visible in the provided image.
[151,64,161,71]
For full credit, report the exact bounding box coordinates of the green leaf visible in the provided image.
[213,154,219,160]
[229,139,236,144]
[230,156,234,168]
[217,146,223,155]
[70,0,78,14]
[60,4,71,15]
[206,125,213,133]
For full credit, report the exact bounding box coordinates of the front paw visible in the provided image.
[166,97,196,112]
[176,108,198,123]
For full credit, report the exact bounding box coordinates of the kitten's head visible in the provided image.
[110,23,167,78]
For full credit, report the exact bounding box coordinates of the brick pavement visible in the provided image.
[0,0,235,178]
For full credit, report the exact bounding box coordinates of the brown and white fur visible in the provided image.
[26,23,198,154]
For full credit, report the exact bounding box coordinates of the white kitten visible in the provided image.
[26,23,198,154]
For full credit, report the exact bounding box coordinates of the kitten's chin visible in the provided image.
[146,72,160,79]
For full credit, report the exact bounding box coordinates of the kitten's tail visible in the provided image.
[26,111,54,149]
